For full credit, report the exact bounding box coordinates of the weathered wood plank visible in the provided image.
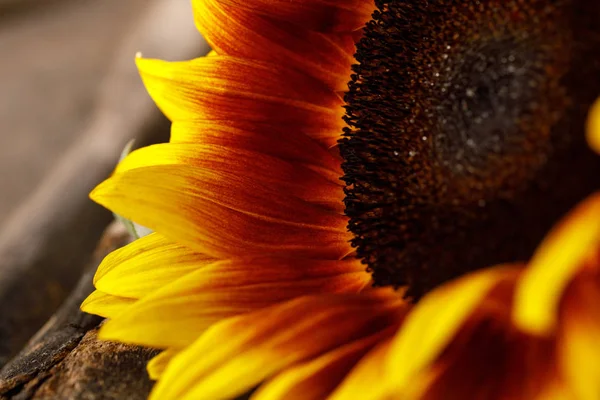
[0,223,144,399]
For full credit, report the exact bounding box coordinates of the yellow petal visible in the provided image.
[253,325,400,400]
[394,273,561,400]
[94,233,213,299]
[587,97,600,154]
[150,289,404,400]
[80,290,136,319]
[114,142,344,212]
[147,349,179,380]
[98,257,371,349]
[387,266,519,390]
[91,145,351,260]
[327,338,395,400]
[193,0,356,90]
[136,56,344,147]
[406,326,560,400]
[514,193,600,335]
[558,275,600,400]
[169,120,342,185]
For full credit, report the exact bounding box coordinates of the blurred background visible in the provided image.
[1,0,182,223]
[0,0,209,380]
[0,0,145,223]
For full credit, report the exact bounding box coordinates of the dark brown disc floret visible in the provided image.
[340,0,600,299]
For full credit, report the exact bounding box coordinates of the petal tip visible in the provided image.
[97,320,125,342]
[587,98,600,155]
[135,56,166,77]
[89,179,112,204]
[80,294,94,314]
[513,192,600,335]
[80,291,109,317]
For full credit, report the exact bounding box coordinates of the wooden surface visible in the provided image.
[0,223,157,400]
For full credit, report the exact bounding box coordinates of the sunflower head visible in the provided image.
[340,0,600,299]
[81,0,600,399]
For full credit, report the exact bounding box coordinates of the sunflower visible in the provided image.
[81,1,600,399]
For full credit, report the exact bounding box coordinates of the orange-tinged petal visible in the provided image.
[514,193,600,335]
[170,120,343,184]
[558,274,600,400]
[147,349,179,380]
[91,155,352,260]
[328,338,395,400]
[395,273,561,400]
[387,266,520,391]
[535,384,577,400]
[150,289,405,400]
[253,325,400,400]
[94,232,213,299]
[80,290,136,319]
[114,143,344,212]
[412,318,559,400]
[587,98,600,154]
[193,0,356,90]
[99,257,371,349]
[211,0,373,33]
[136,56,345,147]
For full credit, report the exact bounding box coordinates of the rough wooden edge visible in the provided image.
[0,222,157,399]
[20,328,158,400]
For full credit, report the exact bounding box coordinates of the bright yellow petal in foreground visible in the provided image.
[80,290,136,319]
[514,192,600,335]
[150,290,404,400]
[327,338,395,400]
[253,325,400,400]
[94,232,213,299]
[559,276,600,400]
[387,266,520,391]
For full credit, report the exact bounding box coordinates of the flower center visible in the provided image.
[340,0,600,299]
